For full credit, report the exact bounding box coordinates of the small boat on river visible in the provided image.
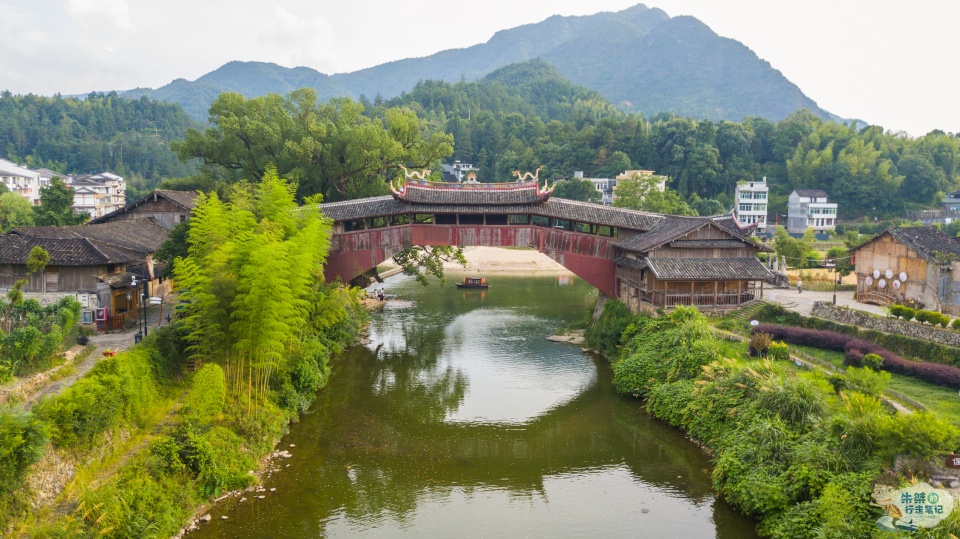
[456,277,489,289]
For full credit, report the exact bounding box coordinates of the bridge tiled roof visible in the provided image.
[318,197,664,231]
[644,257,773,281]
[392,181,550,205]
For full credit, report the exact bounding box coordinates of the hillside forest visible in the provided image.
[0,91,197,200]
[2,61,959,219]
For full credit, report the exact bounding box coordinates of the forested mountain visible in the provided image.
[121,4,836,124]
[0,92,198,198]
[124,62,347,123]
[372,71,959,219]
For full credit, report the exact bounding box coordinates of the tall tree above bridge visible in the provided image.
[552,178,602,203]
[172,89,454,202]
[613,174,697,216]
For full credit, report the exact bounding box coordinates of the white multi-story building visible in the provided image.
[442,160,478,183]
[734,178,769,232]
[67,173,126,218]
[787,189,838,234]
[0,159,44,204]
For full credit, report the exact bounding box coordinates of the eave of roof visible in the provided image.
[644,256,773,281]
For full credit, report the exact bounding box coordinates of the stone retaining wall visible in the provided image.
[811,302,960,348]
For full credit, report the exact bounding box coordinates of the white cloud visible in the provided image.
[256,6,340,70]
[67,0,136,33]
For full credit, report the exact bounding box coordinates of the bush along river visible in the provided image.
[190,272,758,538]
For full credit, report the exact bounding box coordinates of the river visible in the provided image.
[191,272,758,538]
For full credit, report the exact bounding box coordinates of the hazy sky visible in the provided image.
[0,0,955,135]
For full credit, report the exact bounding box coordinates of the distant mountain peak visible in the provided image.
[122,4,835,123]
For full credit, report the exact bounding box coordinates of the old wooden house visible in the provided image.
[88,189,197,229]
[613,215,773,312]
[0,219,171,323]
[849,226,960,314]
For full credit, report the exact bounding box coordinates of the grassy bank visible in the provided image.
[587,302,960,538]
[0,283,367,538]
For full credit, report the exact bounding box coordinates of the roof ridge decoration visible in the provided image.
[398,165,431,181]
[512,165,544,182]
[388,166,554,204]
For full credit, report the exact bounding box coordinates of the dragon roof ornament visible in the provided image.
[388,165,554,204]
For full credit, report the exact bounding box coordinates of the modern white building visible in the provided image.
[787,189,837,234]
[0,159,44,205]
[67,173,126,217]
[734,178,769,232]
[442,161,478,183]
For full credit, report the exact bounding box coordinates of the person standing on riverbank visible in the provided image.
[797,279,802,294]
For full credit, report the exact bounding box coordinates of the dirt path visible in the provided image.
[0,299,176,408]
[22,330,137,407]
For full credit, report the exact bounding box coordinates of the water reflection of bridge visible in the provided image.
[320,179,772,310]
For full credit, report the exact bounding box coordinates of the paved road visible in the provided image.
[765,288,889,317]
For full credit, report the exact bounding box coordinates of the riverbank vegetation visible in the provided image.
[0,174,368,536]
[0,296,82,382]
[589,303,960,538]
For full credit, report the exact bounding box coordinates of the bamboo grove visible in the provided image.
[173,168,357,413]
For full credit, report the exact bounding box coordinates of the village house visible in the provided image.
[0,218,171,327]
[849,226,960,314]
[0,159,46,205]
[734,178,769,233]
[787,189,837,235]
[441,161,478,183]
[66,172,126,218]
[88,189,197,229]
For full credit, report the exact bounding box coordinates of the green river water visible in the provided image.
[191,272,758,538]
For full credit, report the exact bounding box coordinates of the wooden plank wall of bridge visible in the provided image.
[325,224,617,296]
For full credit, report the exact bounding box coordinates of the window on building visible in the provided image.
[459,214,484,225]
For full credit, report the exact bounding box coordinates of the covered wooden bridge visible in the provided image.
[319,178,772,311]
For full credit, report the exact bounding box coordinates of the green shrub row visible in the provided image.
[756,304,960,367]
[890,305,952,327]
[605,305,960,539]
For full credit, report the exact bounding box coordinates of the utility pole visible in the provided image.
[142,279,149,337]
